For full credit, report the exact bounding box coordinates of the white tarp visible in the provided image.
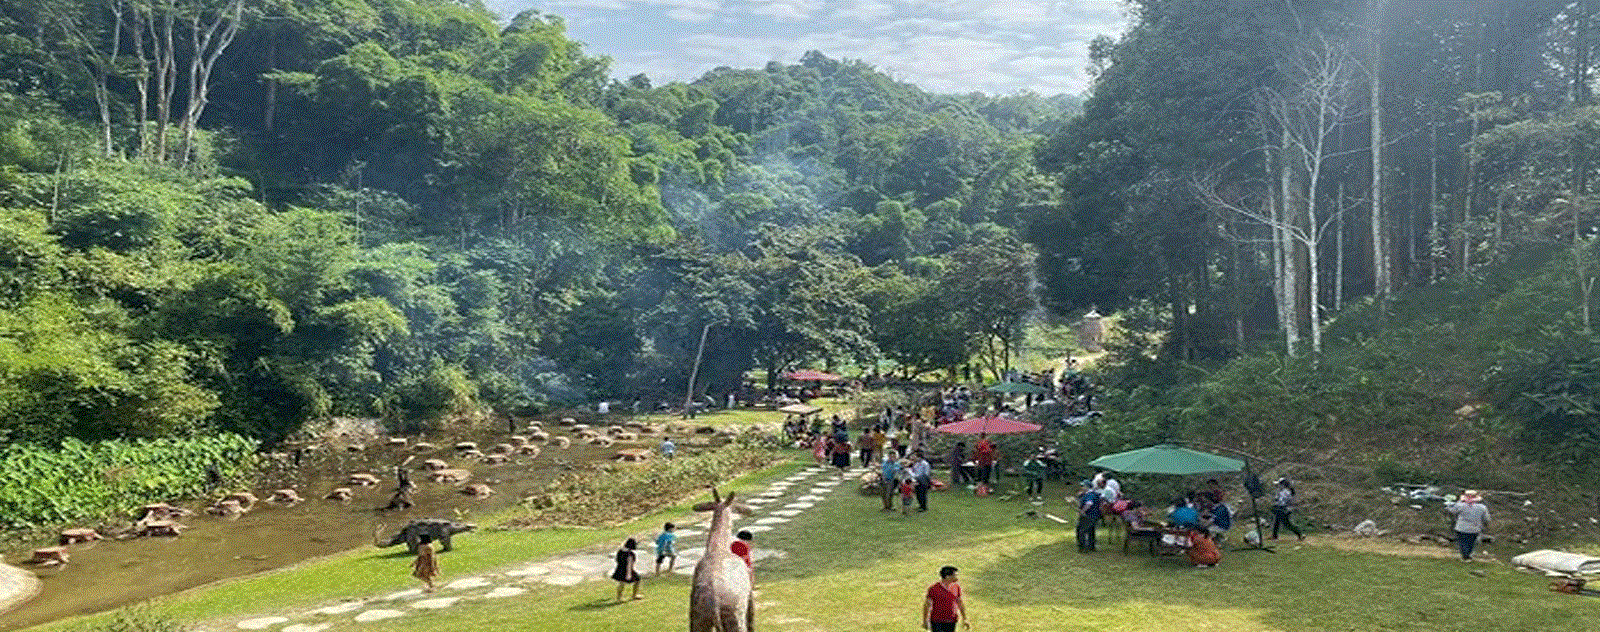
[1511,549,1600,576]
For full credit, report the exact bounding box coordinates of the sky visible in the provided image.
[482,0,1132,96]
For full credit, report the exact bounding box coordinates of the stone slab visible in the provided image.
[283,624,331,632]
[754,517,790,525]
[768,509,802,517]
[796,495,824,502]
[353,610,404,623]
[311,602,364,616]
[484,586,526,598]
[781,502,814,509]
[411,597,459,610]
[445,577,491,590]
[543,575,586,586]
[236,617,288,630]
[381,588,424,601]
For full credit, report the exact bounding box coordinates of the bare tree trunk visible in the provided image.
[1335,181,1345,311]
[1281,129,1301,357]
[129,4,151,159]
[1574,1,1592,245]
[1370,0,1388,296]
[179,0,244,166]
[1429,121,1440,281]
[155,0,177,163]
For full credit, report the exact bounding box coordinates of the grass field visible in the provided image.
[35,462,1600,632]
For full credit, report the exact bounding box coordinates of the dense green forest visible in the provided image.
[5,0,1600,483]
[0,0,1070,446]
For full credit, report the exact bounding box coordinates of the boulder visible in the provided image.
[411,442,438,452]
[387,437,408,446]
[576,430,599,440]
[614,449,651,463]
[613,432,638,441]
[508,435,529,446]
[516,444,541,457]
[460,449,484,459]
[529,431,550,443]
[345,444,365,452]
[347,473,380,486]
[223,492,259,509]
[269,489,303,503]
[59,528,102,545]
[571,424,591,432]
[208,499,246,516]
[589,436,615,447]
[557,417,577,426]
[606,425,626,436]
[481,454,509,465]
[429,468,472,484]
[461,484,495,498]
[551,436,572,448]
[324,487,353,501]
[491,443,514,455]
[453,441,479,452]
[138,520,186,537]
[421,458,450,471]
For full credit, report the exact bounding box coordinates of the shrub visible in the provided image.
[0,434,257,531]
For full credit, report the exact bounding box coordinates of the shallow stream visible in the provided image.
[0,422,681,631]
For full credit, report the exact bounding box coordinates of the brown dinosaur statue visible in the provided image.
[689,488,754,632]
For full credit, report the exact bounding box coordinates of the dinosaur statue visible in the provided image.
[689,488,754,632]
[375,519,475,554]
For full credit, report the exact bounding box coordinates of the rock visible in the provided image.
[138,502,181,521]
[529,431,550,443]
[453,442,478,451]
[491,443,514,454]
[411,597,459,610]
[284,624,331,632]
[576,430,599,440]
[614,449,651,462]
[481,454,509,465]
[59,528,102,545]
[345,444,365,452]
[445,576,491,589]
[429,468,471,483]
[552,436,571,448]
[347,473,380,486]
[516,444,541,456]
[508,435,528,446]
[387,437,407,446]
[558,417,577,426]
[138,520,186,537]
[421,459,450,471]
[571,424,591,432]
[613,432,638,441]
[589,436,614,447]
[484,587,525,598]
[269,489,303,503]
[324,487,353,501]
[1353,519,1381,537]
[223,492,259,509]
[30,546,69,566]
[411,442,437,452]
[606,425,625,436]
[208,499,246,516]
[695,426,717,435]
[460,449,484,459]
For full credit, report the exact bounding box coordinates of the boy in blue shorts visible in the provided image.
[654,522,677,575]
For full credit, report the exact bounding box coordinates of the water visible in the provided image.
[0,424,674,630]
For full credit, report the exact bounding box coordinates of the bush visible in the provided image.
[75,608,188,632]
[0,434,257,531]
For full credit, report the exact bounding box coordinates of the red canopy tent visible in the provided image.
[935,416,1042,434]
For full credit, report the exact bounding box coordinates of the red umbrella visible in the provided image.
[784,370,844,382]
[935,416,1043,434]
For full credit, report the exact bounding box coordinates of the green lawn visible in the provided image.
[38,467,1600,632]
[154,478,1600,632]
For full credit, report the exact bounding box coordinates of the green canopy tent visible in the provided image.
[1088,444,1243,475]
[1089,444,1271,552]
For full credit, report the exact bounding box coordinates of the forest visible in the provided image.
[3,0,1600,483]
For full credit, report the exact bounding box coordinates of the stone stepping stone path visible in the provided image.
[237,616,288,630]
[353,610,403,623]
[445,577,491,590]
[311,603,363,616]
[221,467,846,630]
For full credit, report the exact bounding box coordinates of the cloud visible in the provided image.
[485,0,1123,95]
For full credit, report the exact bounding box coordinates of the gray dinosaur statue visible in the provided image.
[690,488,754,632]
[374,519,475,554]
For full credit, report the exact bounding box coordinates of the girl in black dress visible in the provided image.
[612,537,641,601]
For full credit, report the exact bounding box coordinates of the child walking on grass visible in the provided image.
[412,534,439,593]
[898,461,915,515]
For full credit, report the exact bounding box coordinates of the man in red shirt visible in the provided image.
[922,565,969,631]
[973,435,996,486]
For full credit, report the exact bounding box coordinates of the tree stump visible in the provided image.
[59,528,102,545]
[30,547,68,566]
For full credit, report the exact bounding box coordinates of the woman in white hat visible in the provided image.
[1446,490,1490,561]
